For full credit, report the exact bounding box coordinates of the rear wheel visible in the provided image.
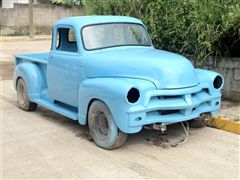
[17,78,37,111]
[188,114,211,128]
[88,100,127,150]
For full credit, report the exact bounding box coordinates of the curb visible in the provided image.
[208,116,240,134]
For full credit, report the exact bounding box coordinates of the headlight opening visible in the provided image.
[213,75,223,89]
[127,88,140,103]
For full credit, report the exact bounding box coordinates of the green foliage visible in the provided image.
[83,0,240,61]
[7,31,26,36]
[50,0,82,6]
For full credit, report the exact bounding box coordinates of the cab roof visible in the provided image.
[55,16,143,29]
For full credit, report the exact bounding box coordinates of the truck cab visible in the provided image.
[13,16,224,149]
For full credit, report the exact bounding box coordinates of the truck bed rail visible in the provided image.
[15,53,48,64]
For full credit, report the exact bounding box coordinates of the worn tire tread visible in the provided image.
[17,78,37,111]
[88,100,127,150]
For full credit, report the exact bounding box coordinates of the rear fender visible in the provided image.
[13,62,46,101]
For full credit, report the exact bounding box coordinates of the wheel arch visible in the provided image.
[13,62,47,101]
[77,78,130,125]
[77,78,149,133]
[84,98,102,125]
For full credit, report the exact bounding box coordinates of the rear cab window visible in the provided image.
[55,27,78,53]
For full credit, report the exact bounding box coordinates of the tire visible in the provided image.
[188,114,211,128]
[88,100,127,150]
[16,78,37,111]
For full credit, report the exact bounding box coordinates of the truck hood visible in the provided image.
[85,48,199,89]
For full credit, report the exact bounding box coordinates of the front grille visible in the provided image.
[146,88,212,117]
[128,85,221,126]
[159,110,180,115]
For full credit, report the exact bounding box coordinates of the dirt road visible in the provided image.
[1,38,240,179]
[1,38,50,80]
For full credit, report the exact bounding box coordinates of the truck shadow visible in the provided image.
[33,106,201,149]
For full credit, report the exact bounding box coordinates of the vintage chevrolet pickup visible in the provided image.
[14,16,224,149]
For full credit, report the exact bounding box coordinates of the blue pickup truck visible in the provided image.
[14,16,223,149]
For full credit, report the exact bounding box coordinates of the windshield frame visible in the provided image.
[80,22,152,51]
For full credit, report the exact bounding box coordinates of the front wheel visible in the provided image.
[16,78,37,111]
[88,100,127,150]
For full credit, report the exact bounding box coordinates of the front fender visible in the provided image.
[78,78,156,133]
[13,62,46,101]
[196,69,224,93]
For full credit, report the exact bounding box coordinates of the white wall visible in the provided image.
[2,0,15,8]
[2,0,38,8]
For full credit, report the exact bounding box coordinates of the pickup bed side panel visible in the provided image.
[13,62,47,101]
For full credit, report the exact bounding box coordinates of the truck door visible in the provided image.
[48,27,81,107]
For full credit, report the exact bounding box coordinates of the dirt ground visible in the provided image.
[220,101,240,120]
[1,37,240,179]
[1,37,51,81]
[1,38,51,62]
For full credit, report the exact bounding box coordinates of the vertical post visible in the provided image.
[29,0,34,38]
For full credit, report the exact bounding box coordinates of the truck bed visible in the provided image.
[15,53,49,64]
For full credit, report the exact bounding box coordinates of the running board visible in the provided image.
[34,99,78,120]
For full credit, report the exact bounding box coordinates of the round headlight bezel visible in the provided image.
[213,75,223,89]
[127,87,140,104]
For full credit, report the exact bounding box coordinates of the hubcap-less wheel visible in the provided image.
[97,113,109,136]
[17,80,27,106]
[88,100,127,150]
[16,78,37,111]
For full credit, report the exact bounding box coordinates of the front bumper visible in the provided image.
[127,83,221,127]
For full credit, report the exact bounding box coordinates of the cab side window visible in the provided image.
[56,28,78,52]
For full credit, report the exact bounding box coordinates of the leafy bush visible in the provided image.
[50,0,82,6]
[83,0,240,61]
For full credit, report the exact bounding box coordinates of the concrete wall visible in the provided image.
[0,3,83,35]
[191,57,240,102]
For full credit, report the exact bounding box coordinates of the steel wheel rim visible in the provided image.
[94,112,109,138]
[17,82,27,105]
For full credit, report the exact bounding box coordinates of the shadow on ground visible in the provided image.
[32,105,194,149]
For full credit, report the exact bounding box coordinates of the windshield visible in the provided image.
[82,23,151,50]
